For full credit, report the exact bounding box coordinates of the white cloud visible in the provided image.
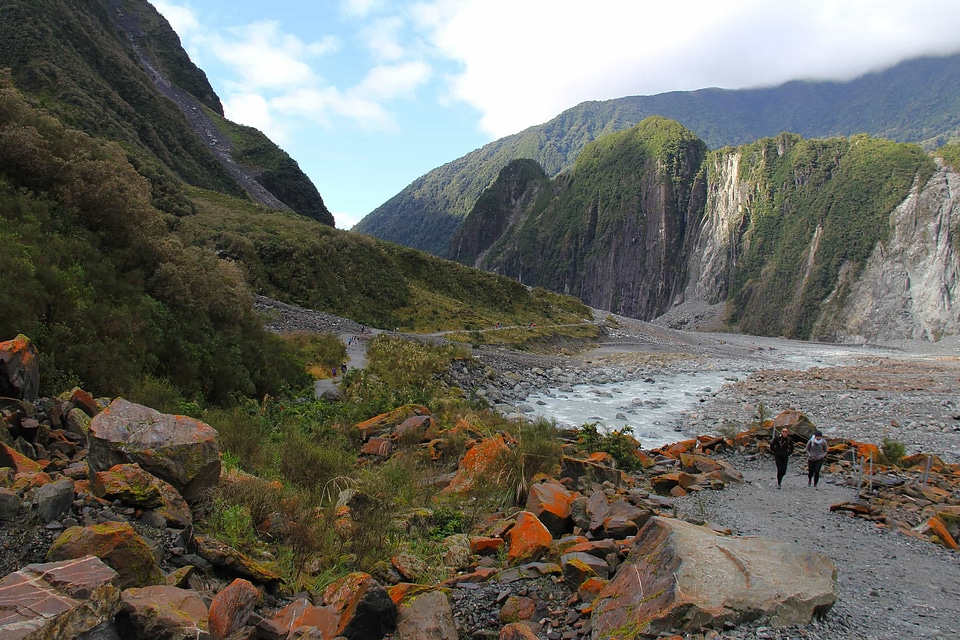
[420,0,960,137]
[151,0,199,34]
[360,17,407,61]
[206,22,337,90]
[334,210,364,230]
[341,0,384,18]
[354,61,433,100]
[221,92,287,142]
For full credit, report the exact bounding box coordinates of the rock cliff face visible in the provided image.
[466,118,708,320]
[461,119,960,342]
[826,161,960,342]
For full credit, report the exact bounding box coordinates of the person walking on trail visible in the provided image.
[770,427,793,489]
[805,430,828,488]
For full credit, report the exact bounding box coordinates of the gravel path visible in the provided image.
[676,456,960,640]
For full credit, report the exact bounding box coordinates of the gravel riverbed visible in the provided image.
[258,299,960,638]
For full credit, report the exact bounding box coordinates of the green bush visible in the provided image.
[880,437,906,466]
[577,422,643,471]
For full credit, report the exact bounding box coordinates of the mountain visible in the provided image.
[456,118,960,342]
[0,0,592,404]
[354,52,960,256]
[0,0,333,224]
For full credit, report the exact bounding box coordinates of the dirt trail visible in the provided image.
[677,458,960,639]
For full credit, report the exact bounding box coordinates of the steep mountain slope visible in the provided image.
[0,0,333,224]
[459,118,958,341]
[355,52,960,255]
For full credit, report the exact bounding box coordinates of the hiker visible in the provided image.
[340,362,347,375]
[805,430,828,488]
[770,427,793,488]
[331,366,338,378]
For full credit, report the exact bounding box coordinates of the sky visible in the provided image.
[152,0,960,230]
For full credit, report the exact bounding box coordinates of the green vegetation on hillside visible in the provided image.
[477,117,707,318]
[726,133,935,338]
[211,112,334,225]
[0,77,307,401]
[357,53,960,256]
[0,0,332,224]
[176,189,593,332]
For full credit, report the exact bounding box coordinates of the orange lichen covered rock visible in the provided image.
[208,578,259,640]
[87,399,220,504]
[444,435,510,494]
[525,480,576,537]
[0,442,43,474]
[470,536,505,556]
[0,334,39,401]
[920,516,959,550]
[272,597,339,638]
[506,511,552,565]
[662,439,698,458]
[47,521,163,589]
[354,405,430,441]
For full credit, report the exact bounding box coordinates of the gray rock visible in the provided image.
[396,590,457,640]
[0,487,21,521]
[35,477,75,523]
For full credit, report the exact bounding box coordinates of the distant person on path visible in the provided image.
[805,430,828,488]
[340,362,347,375]
[770,427,793,488]
[331,366,338,378]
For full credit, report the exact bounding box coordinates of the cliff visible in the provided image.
[460,119,960,342]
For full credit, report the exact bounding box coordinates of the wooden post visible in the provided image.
[923,455,933,484]
[855,453,863,502]
[868,456,873,493]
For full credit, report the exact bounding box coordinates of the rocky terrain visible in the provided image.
[253,298,960,639]
[2,300,956,639]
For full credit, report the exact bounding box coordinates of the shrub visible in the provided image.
[880,437,906,466]
[577,422,643,471]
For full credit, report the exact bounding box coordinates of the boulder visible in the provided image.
[772,410,817,440]
[116,585,209,640]
[93,463,192,528]
[393,415,440,443]
[560,455,621,491]
[525,480,576,537]
[353,405,431,441]
[323,572,396,640]
[506,511,552,565]
[592,517,837,638]
[499,622,540,639]
[0,556,120,639]
[47,522,164,589]
[87,399,220,503]
[0,442,42,474]
[396,589,457,640]
[561,551,609,586]
[208,578,259,640]
[0,487,20,521]
[270,598,339,639]
[195,536,282,585]
[34,476,75,523]
[444,435,510,494]
[0,334,39,402]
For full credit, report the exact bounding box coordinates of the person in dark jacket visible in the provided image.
[805,430,828,488]
[770,427,793,488]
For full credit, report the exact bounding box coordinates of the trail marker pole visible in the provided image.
[868,456,874,493]
[855,453,863,502]
[923,456,932,484]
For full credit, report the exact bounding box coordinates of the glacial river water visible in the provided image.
[524,342,875,450]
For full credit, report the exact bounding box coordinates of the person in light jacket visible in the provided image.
[770,427,793,489]
[805,430,828,488]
